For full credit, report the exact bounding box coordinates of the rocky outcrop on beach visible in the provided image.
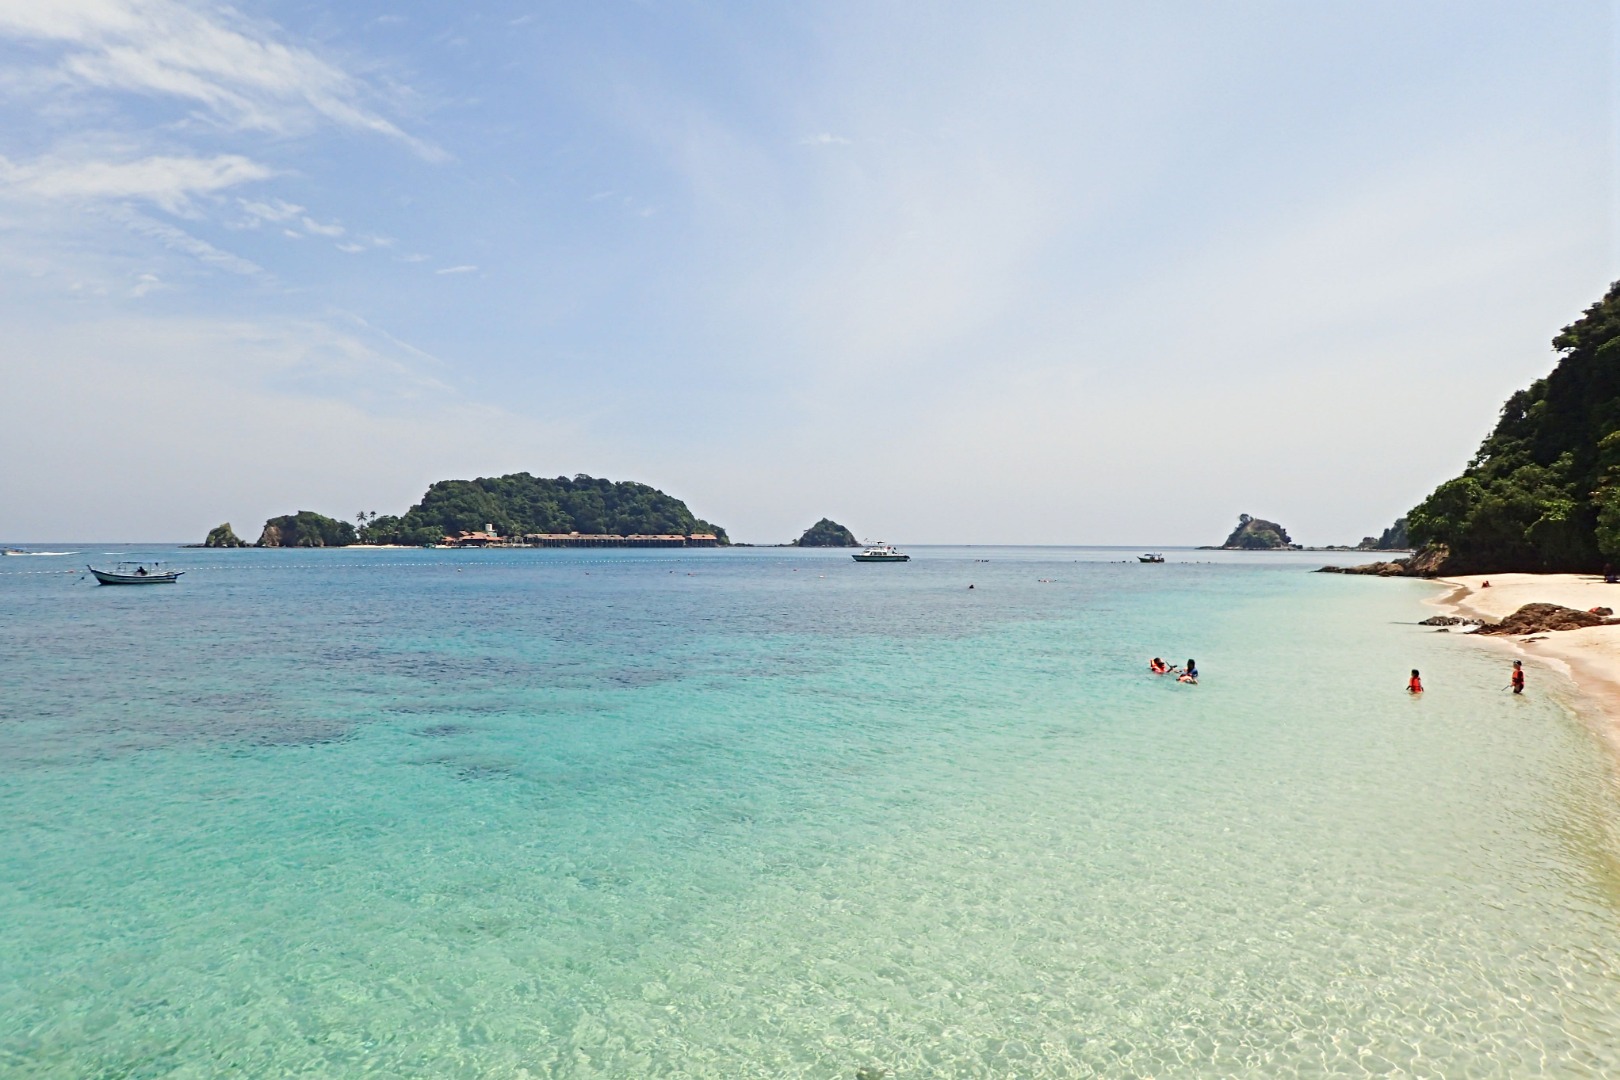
[1317,560,1408,576]
[1473,603,1620,636]
[1316,543,1452,578]
[794,518,860,547]
[1220,514,1299,550]
[1403,545,1450,576]
[204,522,246,547]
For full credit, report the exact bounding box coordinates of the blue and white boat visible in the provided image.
[88,561,184,585]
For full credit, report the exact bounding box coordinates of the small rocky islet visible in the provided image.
[792,518,859,547]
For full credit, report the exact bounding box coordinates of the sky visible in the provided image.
[0,1,1615,545]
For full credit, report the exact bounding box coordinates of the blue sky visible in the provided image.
[0,1,1614,543]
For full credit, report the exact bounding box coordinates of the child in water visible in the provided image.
[1408,669,1423,694]
[1149,657,1168,675]
[1511,659,1525,694]
[1177,659,1198,684]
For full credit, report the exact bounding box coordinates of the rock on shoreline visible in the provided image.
[1474,603,1619,636]
[1315,546,1450,577]
[1419,615,1482,627]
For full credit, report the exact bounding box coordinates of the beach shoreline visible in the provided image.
[1426,573,1620,750]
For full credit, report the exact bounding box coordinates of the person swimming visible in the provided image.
[1150,657,1168,674]
[1177,658,1198,684]
[1408,669,1423,694]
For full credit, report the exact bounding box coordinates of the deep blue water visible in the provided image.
[2,545,1618,1077]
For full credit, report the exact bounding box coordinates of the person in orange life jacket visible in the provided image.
[1149,657,1168,674]
[1408,669,1423,694]
[1511,660,1525,694]
[1177,659,1198,684]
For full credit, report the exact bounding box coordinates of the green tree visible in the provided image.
[1407,281,1620,572]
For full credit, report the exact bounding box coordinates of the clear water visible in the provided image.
[2,545,1618,1078]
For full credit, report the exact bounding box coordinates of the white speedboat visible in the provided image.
[1138,553,1165,563]
[852,542,910,563]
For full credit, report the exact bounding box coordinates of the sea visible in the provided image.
[2,544,1618,1078]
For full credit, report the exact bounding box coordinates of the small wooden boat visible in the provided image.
[1138,553,1165,563]
[88,562,184,585]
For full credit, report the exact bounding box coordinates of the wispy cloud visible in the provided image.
[109,206,263,276]
[0,152,271,213]
[334,241,365,253]
[0,0,444,161]
[301,215,344,237]
[435,264,476,274]
[237,196,303,224]
[799,133,850,146]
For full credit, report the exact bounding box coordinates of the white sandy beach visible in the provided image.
[1433,573,1620,736]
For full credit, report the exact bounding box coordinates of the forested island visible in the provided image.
[1215,514,1299,550]
[258,512,357,547]
[794,518,859,547]
[208,473,728,548]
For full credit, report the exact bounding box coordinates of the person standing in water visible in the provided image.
[1511,660,1525,694]
[1408,669,1423,694]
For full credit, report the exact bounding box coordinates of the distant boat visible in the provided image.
[88,562,184,585]
[853,542,910,563]
[1138,553,1165,563]
[4,549,79,556]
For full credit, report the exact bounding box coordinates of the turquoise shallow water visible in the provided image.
[2,545,1619,1077]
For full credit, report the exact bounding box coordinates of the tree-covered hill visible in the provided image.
[358,473,727,546]
[1220,514,1296,549]
[258,511,356,547]
[1408,281,1620,572]
[795,518,859,547]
